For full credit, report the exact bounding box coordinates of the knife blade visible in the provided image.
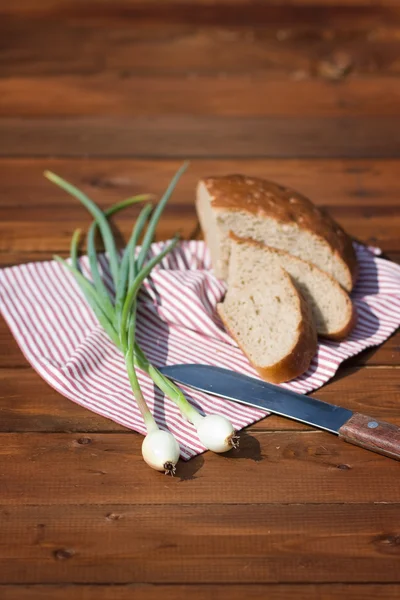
[159,364,400,461]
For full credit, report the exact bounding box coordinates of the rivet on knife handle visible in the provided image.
[338,413,400,461]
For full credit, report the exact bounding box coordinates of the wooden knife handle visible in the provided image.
[338,413,400,461]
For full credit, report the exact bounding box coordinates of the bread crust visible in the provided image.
[202,175,357,291]
[229,232,356,340]
[328,304,357,340]
[217,269,318,384]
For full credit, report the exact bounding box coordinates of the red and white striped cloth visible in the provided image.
[1,241,400,459]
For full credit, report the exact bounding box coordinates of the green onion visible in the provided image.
[47,168,186,474]
[50,164,238,472]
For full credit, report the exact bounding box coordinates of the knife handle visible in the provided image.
[338,413,400,461]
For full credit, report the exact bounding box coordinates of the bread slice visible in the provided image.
[217,263,317,384]
[229,234,356,340]
[196,175,357,291]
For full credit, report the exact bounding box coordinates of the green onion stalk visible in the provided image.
[46,165,238,474]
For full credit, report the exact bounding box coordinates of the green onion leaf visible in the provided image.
[70,229,82,271]
[120,236,179,349]
[54,255,121,349]
[115,203,153,323]
[45,171,132,289]
[87,195,152,311]
[136,162,189,271]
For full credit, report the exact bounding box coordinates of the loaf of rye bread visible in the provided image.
[196,175,357,292]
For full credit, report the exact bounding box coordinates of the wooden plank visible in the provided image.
[323,205,400,249]
[0,205,198,252]
[5,1,400,14]
[3,9,400,79]
[0,431,399,505]
[1,366,400,434]
[385,251,400,266]
[0,504,399,583]
[0,251,58,267]
[346,331,400,366]
[0,369,128,433]
[2,158,400,209]
[4,4,400,29]
[2,116,400,158]
[1,584,400,600]
[0,320,31,368]
[1,203,398,251]
[2,75,400,118]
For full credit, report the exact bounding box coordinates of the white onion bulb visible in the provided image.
[141,429,180,475]
[195,414,239,453]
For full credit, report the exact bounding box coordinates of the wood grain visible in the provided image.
[5,0,400,14]
[2,366,400,433]
[2,75,400,118]
[0,431,399,505]
[1,584,400,600]
[0,504,399,584]
[3,6,400,78]
[2,158,400,208]
[0,205,198,252]
[2,116,400,158]
[0,369,129,433]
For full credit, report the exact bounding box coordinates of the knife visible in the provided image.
[159,364,400,461]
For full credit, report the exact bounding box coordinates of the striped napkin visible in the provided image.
[1,241,400,459]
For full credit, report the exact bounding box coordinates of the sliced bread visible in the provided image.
[217,263,317,384]
[196,175,357,291]
[229,234,356,340]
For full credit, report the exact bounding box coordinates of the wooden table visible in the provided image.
[1,2,400,599]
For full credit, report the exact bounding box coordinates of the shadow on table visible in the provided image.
[223,430,263,462]
[177,430,263,481]
[177,454,205,482]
